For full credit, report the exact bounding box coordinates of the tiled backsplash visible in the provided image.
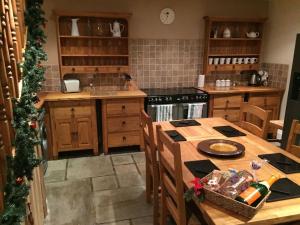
[260,63,289,89]
[42,39,289,91]
[130,39,203,89]
[42,65,61,92]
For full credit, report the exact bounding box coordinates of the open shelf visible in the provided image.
[209,38,262,41]
[208,53,260,57]
[203,16,266,74]
[207,63,259,73]
[61,54,129,57]
[56,12,130,77]
[60,35,128,39]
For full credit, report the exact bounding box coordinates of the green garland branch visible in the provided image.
[0,0,47,224]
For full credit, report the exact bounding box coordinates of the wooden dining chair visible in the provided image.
[286,120,300,158]
[239,103,271,139]
[141,110,160,225]
[156,125,201,225]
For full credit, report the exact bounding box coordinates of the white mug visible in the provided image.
[232,58,237,64]
[238,58,243,64]
[213,58,219,65]
[216,80,221,87]
[250,57,257,64]
[220,79,226,87]
[220,57,225,65]
[244,57,250,64]
[225,58,231,64]
[225,79,231,87]
[209,57,213,65]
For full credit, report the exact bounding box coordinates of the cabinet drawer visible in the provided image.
[61,66,129,75]
[53,105,92,118]
[248,94,281,107]
[106,99,140,116]
[213,109,240,122]
[107,116,140,133]
[108,131,140,147]
[213,95,242,109]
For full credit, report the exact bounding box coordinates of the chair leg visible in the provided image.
[160,186,167,225]
[145,161,152,203]
[153,178,159,225]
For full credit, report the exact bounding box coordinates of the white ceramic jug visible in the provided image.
[71,18,79,36]
[109,21,125,37]
[246,32,259,38]
[223,27,231,38]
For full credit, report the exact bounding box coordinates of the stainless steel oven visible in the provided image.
[142,87,209,122]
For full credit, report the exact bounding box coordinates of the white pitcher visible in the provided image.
[110,21,125,37]
[71,18,80,36]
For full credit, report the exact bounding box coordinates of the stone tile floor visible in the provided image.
[44,152,153,225]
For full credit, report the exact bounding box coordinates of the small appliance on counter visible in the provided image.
[246,70,268,86]
[63,79,80,93]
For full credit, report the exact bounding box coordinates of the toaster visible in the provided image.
[63,79,80,93]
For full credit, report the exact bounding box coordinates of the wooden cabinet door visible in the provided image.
[55,118,74,150]
[75,117,93,149]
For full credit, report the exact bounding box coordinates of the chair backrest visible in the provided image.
[141,110,158,173]
[156,125,186,225]
[286,120,300,158]
[239,103,271,139]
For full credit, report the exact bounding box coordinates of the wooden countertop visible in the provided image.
[36,89,146,108]
[154,118,300,225]
[199,86,284,94]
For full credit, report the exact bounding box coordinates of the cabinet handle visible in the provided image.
[224,115,228,120]
[264,98,267,106]
[71,108,74,112]
[117,67,121,71]
[226,100,229,108]
[122,105,126,110]
[95,67,99,72]
[122,136,126,142]
[72,67,75,72]
[122,121,126,126]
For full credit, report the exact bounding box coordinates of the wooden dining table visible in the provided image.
[153,117,300,225]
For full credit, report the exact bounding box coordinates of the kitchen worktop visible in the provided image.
[36,89,147,108]
[199,86,284,94]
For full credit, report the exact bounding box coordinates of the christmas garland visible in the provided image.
[0,0,47,224]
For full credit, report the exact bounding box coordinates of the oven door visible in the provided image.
[178,102,208,119]
[147,104,178,122]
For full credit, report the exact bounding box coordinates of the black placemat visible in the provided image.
[165,130,187,142]
[170,120,201,127]
[184,160,219,178]
[213,126,246,137]
[267,178,300,202]
[258,153,300,174]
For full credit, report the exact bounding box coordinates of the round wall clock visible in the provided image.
[160,8,175,25]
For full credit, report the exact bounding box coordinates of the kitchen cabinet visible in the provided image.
[203,17,266,74]
[55,11,131,78]
[209,94,243,123]
[208,90,283,136]
[248,92,283,137]
[102,98,144,154]
[48,100,98,159]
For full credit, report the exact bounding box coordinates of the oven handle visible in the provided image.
[149,104,177,107]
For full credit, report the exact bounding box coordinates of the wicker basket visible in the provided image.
[203,173,271,218]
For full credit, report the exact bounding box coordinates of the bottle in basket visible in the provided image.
[235,175,279,206]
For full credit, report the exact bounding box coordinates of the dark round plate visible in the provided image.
[197,139,245,158]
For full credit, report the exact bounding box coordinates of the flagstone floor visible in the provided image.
[44,152,153,225]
